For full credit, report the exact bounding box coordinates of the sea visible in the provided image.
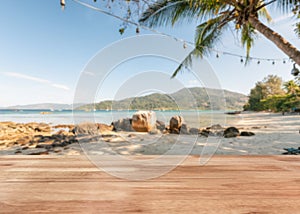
[0,109,241,128]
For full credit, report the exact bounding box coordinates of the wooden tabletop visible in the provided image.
[1,155,300,213]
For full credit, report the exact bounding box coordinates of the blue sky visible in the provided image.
[0,0,299,106]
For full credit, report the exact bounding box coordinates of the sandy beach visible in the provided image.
[1,112,299,156]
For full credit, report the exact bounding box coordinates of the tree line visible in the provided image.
[244,75,300,112]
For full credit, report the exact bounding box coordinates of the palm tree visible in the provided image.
[139,0,300,77]
[284,80,300,96]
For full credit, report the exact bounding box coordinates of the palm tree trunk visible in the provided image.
[248,16,300,66]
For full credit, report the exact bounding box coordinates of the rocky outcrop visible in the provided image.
[199,129,211,137]
[73,122,113,135]
[180,124,189,135]
[209,124,223,130]
[0,117,256,156]
[198,124,224,137]
[0,122,78,155]
[156,120,166,132]
[74,123,99,135]
[169,116,184,134]
[131,111,157,132]
[240,131,255,136]
[224,127,240,138]
[112,118,134,132]
[189,127,200,135]
[198,125,254,138]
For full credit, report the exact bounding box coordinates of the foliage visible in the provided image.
[245,76,300,112]
[61,1,300,75]
[291,0,300,36]
[138,0,300,75]
[78,87,247,111]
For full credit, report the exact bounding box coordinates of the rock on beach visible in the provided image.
[131,111,157,132]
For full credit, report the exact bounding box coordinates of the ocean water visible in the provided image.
[0,109,240,128]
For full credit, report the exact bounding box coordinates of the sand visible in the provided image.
[1,112,300,155]
[74,112,300,156]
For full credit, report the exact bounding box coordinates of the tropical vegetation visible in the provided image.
[61,0,300,75]
[138,0,300,76]
[244,75,300,112]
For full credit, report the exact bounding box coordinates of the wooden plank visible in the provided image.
[0,155,300,213]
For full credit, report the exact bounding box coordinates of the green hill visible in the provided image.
[78,87,248,111]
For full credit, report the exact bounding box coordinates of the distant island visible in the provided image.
[78,87,248,111]
[0,103,83,110]
[1,88,247,111]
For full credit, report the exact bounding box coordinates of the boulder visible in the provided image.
[180,124,189,135]
[210,124,223,130]
[112,118,134,132]
[169,116,184,133]
[189,127,200,135]
[131,111,157,132]
[224,127,239,138]
[199,129,210,137]
[97,123,114,133]
[74,122,99,135]
[240,131,255,136]
[156,120,166,131]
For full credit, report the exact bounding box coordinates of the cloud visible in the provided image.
[2,72,70,91]
[3,72,50,84]
[51,83,70,91]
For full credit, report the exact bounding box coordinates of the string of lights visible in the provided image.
[71,0,292,65]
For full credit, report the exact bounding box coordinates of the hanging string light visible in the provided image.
[136,27,140,34]
[60,0,65,10]
[71,0,292,65]
[291,63,300,76]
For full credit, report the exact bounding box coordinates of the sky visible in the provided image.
[0,0,300,107]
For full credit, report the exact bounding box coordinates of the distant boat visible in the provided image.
[40,111,52,115]
[225,111,241,115]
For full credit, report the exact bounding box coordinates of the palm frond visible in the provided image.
[171,48,199,78]
[295,21,300,37]
[272,0,300,12]
[139,0,233,27]
[139,0,196,27]
[172,14,231,78]
[241,23,256,63]
[258,6,272,22]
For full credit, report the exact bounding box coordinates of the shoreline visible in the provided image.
[0,112,299,155]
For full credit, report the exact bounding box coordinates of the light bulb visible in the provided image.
[291,63,300,76]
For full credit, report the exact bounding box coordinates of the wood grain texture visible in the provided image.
[1,155,300,213]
